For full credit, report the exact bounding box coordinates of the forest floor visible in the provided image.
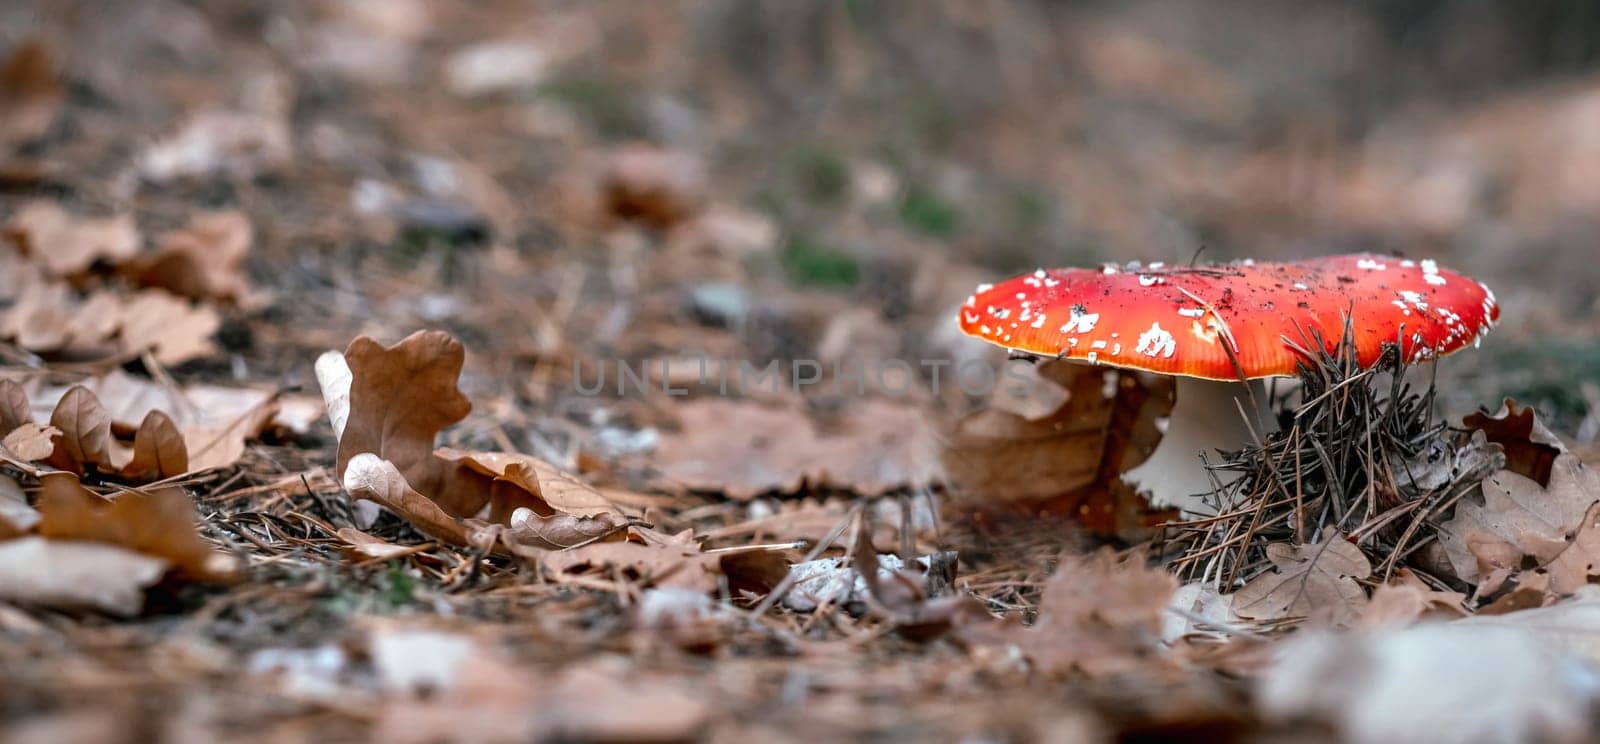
[3,2,1600,742]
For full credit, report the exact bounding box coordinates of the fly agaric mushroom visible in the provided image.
[958,253,1499,513]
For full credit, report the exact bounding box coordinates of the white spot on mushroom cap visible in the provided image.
[1059,307,1100,334]
[976,283,993,293]
[1030,314,1046,329]
[1357,258,1387,271]
[1135,322,1177,359]
[963,311,979,324]
[1139,275,1163,287]
[1177,307,1206,318]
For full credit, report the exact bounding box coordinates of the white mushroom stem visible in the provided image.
[1121,376,1279,516]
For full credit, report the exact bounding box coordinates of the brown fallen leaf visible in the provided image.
[0,273,75,351]
[1357,568,1469,628]
[0,473,39,537]
[652,398,941,499]
[121,410,189,481]
[1232,534,1371,627]
[335,331,473,510]
[438,448,625,522]
[502,507,629,551]
[182,395,280,473]
[45,385,115,474]
[4,201,141,278]
[1438,403,1600,587]
[943,361,1175,533]
[602,144,707,230]
[0,378,30,434]
[0,40,62,154]
[127,211,262,307]
[343,453,477,547]
[336,527,420,561]
[3,421,58,462]
[1021,548,1177,676]
[1537,501,1600,595]
[36,471,238,582]
[118,289,221,366]
[0,536,168,616]
[517,527,720,592]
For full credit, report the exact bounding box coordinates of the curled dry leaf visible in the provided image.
[3,201,141,277]
[438,448,624,522]
[343,453,476,547]
[1232,534,1371,627]
[0,537,168,616]
[45,385,114,474]
[1438,402,1600,587]
[121,410,189,481]
[36,471,238,582]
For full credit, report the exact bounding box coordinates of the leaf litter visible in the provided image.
[6,5,1600,741]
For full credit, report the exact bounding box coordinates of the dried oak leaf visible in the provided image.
[4,201,141,277]
[1022,547,1177,676]
[1538,501,1600,595]
[118,289,221,366]
[127,211,262,307]
[45,385,115,474]
[3,422,58,462]
[37,471,238,582]
[0,536,168,616]
[1233,534,1371,627]
[1438,404,1600,586]
[121,410,189,481]
[335,331,472,510]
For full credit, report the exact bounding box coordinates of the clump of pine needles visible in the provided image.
[1160,321,1503,588]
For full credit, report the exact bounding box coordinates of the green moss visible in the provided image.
[899,186,960,237]
[782,235,860,288]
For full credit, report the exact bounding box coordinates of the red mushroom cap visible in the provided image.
[958,253,1499,380]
